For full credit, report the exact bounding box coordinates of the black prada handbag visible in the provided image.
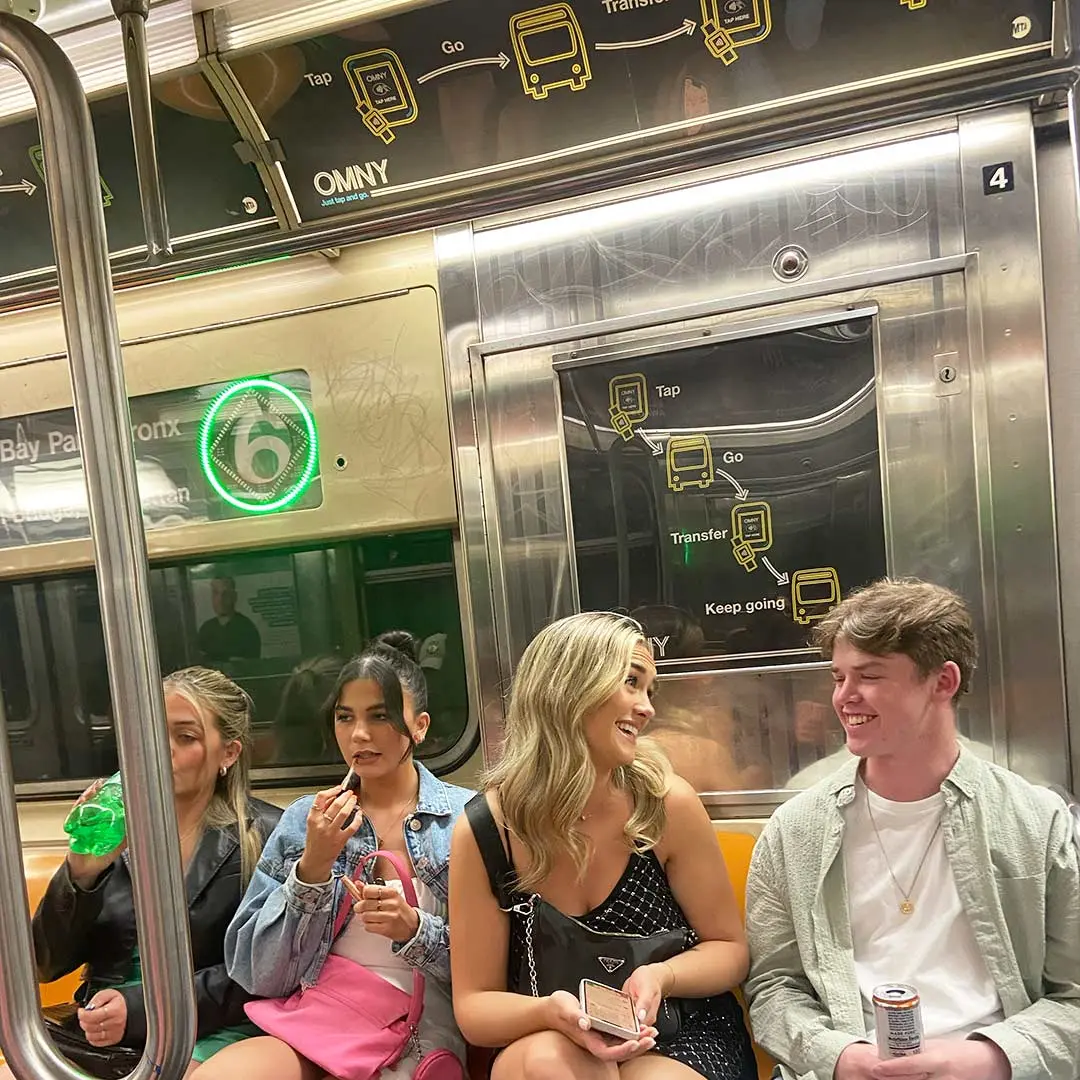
[464,795,693,1038]
[507,891,690,1037]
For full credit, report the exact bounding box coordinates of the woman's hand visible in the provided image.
[78,988,127,1048]
[66,780,126,889]
[351,880,421,944]
[296,785,363,884]
[622,962,671,1028]
[545,989,658,1062]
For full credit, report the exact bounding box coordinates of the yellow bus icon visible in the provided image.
[667,434,714,493]
[510,4,592,100]
[791,567,841,625]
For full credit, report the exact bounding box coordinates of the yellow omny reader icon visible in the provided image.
[791,567,841,625]
[343,49,418,144]
[899,0,927,8]
[667,434,714,493]
[730,500,773,572]
[510,4,592,100]
[608,374,649,441]
[701,0,773,66]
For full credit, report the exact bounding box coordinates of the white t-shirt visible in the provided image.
[843,778,1004,1040]
[332,876,463,1077]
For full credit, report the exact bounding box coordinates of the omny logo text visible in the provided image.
[313,159,390,207]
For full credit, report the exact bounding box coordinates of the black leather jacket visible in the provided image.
[32,798,282,1047]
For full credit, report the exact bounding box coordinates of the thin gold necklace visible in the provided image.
[864,785,943,916]
[364,789,418,846]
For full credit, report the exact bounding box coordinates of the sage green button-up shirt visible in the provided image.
[744,748,1080,1080]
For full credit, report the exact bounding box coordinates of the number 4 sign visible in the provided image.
[982,161,1015,195]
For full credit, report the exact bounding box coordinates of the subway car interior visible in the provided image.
[0,0,1079,1075]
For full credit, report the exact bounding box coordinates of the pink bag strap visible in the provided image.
[333,848,425,1029]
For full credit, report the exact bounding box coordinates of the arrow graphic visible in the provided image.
[595,19,696,51]
[0,178,36,196]
[716,469,750,500]
[417,53,511,84]
[638,430,663,455]
[762,557,790,586]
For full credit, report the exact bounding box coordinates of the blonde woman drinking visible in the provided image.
[10,667,281,1079]
[450,612,756,1080]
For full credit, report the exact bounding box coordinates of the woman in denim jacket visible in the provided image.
[196,632,474,1080]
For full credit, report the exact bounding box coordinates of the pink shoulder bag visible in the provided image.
[245,849,464,1080]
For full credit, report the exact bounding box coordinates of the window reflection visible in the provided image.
[0,530,472,789]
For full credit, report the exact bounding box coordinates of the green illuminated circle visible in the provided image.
[198,378,318,514]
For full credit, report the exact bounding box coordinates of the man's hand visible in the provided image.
[871,1039,1011,1080]
[836,1041,888,1080]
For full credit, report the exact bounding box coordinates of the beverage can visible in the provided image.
[872,983,923,1058]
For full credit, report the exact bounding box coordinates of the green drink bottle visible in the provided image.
[63,772,126,856]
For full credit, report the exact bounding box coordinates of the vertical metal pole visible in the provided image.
[112,0,172,261]
[0,12,194,1080]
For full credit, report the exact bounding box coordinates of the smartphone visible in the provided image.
[579,979,641,1041]
[339,767,363,830]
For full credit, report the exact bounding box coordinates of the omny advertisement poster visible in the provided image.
[557,314,887,668]
[0,371,321,550]
[245,0,1054,223]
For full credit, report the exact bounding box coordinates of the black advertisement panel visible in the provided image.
[0,370,321,550]
[239,0,1053,222]
[0,78,273,282]
[558,315,887,666]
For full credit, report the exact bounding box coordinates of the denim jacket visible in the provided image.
[225,762,474,998]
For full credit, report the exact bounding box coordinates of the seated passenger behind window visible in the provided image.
[745,579,1080,1080]
[450,611,757,1080]
[197,576,261,662]
[272,654,346,764]
[10,668,282,1080]
[204,631,474,1080]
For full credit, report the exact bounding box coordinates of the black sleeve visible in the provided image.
[119,960,253,1046]
[31,859,113,983]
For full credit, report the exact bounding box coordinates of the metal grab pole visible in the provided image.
[0,13,196,1080]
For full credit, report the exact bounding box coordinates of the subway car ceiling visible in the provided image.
[0,0,1078,810]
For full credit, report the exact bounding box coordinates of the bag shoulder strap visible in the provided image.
[334,847,425,1028]
[464,793,519,908]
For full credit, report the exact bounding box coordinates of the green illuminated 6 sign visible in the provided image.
[198,378,318,514]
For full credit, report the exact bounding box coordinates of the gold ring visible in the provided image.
[322,812,334,822]
[376,897,382,911]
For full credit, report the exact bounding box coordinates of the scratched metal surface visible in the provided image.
[471,125,963,339]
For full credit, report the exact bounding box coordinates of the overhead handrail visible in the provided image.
[112,0,172,261]
[0,13,195,1080]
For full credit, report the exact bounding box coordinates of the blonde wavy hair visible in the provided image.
[162,667,260,887]
[485,612,672,892]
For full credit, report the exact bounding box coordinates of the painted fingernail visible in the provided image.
[637,1008,647,1020]
[578,1017,589,1030]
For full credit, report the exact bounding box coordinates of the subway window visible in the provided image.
[0,529,475,794]
[556,314,887,792]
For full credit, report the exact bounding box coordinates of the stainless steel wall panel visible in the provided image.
[439,106,1067,801]
[1036,121,1080,794]
[472,128,965,342]
[959,106,1068,787]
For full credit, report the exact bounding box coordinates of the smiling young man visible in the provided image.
[743,579,1080,1080]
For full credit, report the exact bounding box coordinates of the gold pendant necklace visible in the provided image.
[864,786,943,916]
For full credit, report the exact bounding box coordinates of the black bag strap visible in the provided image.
[464,792,519,908]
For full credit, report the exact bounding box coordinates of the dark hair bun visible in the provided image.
[373,629,421,664]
